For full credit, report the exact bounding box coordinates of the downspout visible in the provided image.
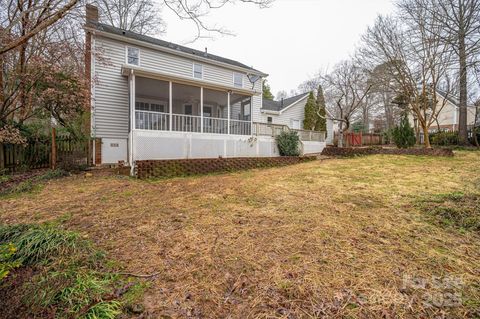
[129,70,135,176]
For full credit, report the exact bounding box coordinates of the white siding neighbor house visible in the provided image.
[261,94,338,145]
[409,91,478,133]
[84,5,326,168]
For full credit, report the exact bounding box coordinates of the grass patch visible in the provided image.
[417,192,480,232]
[0,223,143,318]
[0,169,69,197]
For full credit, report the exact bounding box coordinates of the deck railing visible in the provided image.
[172,114,201,133]
[136,111,169,130]
[230,120,251,135]
[134,112,324,141]
[203,117,228,134]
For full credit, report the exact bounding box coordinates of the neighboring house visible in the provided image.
[84,5,326,167]
[261,94,338,145]
[409,91,477,133]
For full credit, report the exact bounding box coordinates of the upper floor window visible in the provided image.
[126,47,140,66]
[233,72,243,88]
[193,63,203,79]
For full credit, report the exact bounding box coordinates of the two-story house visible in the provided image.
[84,5,326,168]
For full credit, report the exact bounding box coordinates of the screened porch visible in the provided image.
[133,77,252,135]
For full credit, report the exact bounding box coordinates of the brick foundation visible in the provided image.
[321,147,454,157]
[136,156,317,179]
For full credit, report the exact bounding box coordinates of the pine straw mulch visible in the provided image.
[1,151,480,318]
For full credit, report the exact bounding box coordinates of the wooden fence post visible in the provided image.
[51,127,57,170]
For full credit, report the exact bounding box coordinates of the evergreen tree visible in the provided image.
[262,80,274,100]
[392,114,416,148]
[303,92,317,130]
[315,85,327,132]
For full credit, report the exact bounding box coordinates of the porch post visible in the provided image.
[227,91,231,135]
[200,87,204,133]
[250,96,253,135]
[169,81,172,131]
[129,71,135,169]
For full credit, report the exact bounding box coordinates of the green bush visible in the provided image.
[391,115,416,148]
[0,243,20,281]
[276,131,300,156]
[430,131,459,146]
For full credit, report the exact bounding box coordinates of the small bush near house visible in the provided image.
[0,223,143,319]
[276,131,300,156]
[391,115,416,148]
[430,131,459,146]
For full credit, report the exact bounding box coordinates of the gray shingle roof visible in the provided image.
[93,23,265,74]
[262,93,309,112]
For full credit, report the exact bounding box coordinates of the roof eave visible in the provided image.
[86,26,269,77]
[122,65,261,96]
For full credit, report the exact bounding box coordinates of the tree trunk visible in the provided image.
[458,30,468,144]
[422,124,431,148]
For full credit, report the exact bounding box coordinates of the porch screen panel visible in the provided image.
[203,88,228,134]
[172,83,201,132]
[135,77,169,130]
[230,93,252,135]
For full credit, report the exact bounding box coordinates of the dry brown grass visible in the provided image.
[1,151,480,318]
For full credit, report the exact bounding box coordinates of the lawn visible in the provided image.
[1,151,479,318]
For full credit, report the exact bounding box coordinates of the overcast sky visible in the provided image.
[162,0,395,98]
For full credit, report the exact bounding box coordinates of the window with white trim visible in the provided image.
[267,116,273,124]
[193,63,203,79]
[233,72,243,88]
[126,47,140,66]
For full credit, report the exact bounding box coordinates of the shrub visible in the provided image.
[391,115,416,148]
[431,131,459,146]
[276,131,300,156]
[0,243,20,281]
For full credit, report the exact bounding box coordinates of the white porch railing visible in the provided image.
[253,122,326,142]
[172,114,201,133]
[134,112,324,141]
[136,111,169,130]
[230,120,251,135]
[203,117,228,134]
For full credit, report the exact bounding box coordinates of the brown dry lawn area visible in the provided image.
[1,152,480,318]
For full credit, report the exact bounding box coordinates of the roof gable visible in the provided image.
[262,93,309,112]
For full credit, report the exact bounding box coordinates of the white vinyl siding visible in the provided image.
[259,96,308,129]
[94,37,130,138]
[93,35,263,139]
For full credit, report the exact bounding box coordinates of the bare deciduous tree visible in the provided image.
[97,0,166,36]
[321,60,372,147]
[361,10,454,148]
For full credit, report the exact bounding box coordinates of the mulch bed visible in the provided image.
[321,146,454,157]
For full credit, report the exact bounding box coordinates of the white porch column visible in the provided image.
[129,71,135,169]
[200,87,204,133]
[250,96,253,135]
[227,91,231,135]
[169,81,173,131]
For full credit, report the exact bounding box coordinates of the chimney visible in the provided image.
[281,98,284,107]
[204,47,208,57]
[86,4,99,27]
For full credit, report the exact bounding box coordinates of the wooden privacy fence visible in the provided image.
[334,132,384,147]
[1,137,88,172]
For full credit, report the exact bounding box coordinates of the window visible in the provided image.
[291,119,300,130]
[203,106,212,117]
[184,104,193,115]
[126,47,140,65]
[233,72,243,88]
[193,63,203,79]
[267,116,273,124]
[135,101,165,113]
